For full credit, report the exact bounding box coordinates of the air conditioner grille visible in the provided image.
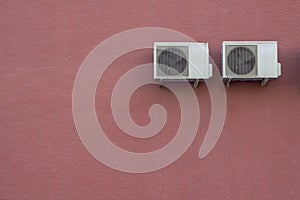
[227,47,256,75]
[157,47,188,76]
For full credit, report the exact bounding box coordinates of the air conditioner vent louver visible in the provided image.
[158,47,188,76]
[225,45,257,77]
[227,47,256,75]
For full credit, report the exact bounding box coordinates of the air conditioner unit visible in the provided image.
[222,41,281,86]
[154,42,212,87]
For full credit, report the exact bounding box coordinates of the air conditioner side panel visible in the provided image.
[153,44,158,79]
[222,43,227,78]
[188,43,209,79]
[257,43,279,78]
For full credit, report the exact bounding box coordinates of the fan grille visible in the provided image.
[227,47,256,75]
[157,47,188,76]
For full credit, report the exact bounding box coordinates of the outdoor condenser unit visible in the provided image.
[154,42,212,88]
[222,41,281,86]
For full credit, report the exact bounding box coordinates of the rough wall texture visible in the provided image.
[1,1,300,199]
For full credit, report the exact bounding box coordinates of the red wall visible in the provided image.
[1,1,300,199]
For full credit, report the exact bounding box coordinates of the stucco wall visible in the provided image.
[1,1,300,199]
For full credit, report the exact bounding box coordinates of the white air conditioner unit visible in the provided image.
[222,41,281,86]
[154,42,212,87]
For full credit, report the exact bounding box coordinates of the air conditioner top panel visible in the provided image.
[154,42,208,46]
[222,41,277,45]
